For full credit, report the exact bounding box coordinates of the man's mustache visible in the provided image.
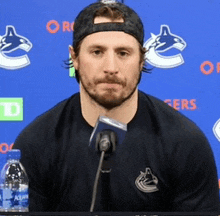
[95,76,125,86]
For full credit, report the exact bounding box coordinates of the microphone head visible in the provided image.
[89,116,127,150]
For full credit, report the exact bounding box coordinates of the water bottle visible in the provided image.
[0,149,29,212]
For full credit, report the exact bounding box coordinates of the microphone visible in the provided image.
[89,116,127,212]
[89,115,127,153]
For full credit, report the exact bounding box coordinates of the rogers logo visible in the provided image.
[164,99,197,111]
[0,143,14,154]
[200,61,220,75]
[46,20,74,34]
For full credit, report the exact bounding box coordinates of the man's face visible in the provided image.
[72,17,143,110]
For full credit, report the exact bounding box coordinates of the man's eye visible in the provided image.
[93,50,102,55]
[119,51,129,57]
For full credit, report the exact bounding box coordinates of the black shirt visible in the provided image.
[13,90,219,212]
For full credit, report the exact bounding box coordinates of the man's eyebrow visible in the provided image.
[87,44,135,51]
[87,44,106,50]
[115,46,134,52]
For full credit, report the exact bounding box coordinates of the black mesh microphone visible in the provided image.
[89,115,127,152]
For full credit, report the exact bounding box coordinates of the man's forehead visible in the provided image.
[81,31,140,48]
[94,16,124,24]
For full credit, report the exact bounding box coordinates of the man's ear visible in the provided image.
[140,60,144,72]
[69,45,79,70]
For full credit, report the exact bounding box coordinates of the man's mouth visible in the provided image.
[99,82,122,89]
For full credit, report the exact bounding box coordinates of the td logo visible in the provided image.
[0,98,23,121]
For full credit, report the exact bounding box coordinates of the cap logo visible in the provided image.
[100,0,117,4]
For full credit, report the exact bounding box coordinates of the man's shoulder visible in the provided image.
[15,92,80,142]
[138,90,183,118]
[138,90,214,165]
[31,92,79,125]
[138,90,206,140]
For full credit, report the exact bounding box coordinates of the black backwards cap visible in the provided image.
[73,0,144,47]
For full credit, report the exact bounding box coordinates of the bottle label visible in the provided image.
[0,186,29,209]
[13,187,29,208]
[0,187,3,208]
[2,188,13,209]
[0,189,2,207]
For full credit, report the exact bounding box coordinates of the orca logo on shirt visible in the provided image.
[144,25,186,68]
[135,168,159,193]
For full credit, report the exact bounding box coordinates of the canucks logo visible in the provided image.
[213,118,220,142]
[144,25,186,68]
[135,168,159,193]
[0,25,32,70]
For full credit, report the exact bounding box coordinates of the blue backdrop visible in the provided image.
[1,0,220,195]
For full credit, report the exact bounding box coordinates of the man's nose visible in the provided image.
[103,52,119,75]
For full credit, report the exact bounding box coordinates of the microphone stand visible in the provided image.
[90,130,117,213]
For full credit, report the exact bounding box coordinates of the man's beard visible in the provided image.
[79,73,141,110]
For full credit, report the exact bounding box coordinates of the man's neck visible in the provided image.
[80,86,138,127]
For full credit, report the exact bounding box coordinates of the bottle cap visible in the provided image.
[7,149,21,160]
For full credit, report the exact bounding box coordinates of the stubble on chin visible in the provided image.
[79,70,140,110]
[82,82,137,110]
[91,89,125,110]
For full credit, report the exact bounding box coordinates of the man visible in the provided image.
[13,0,219,212]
